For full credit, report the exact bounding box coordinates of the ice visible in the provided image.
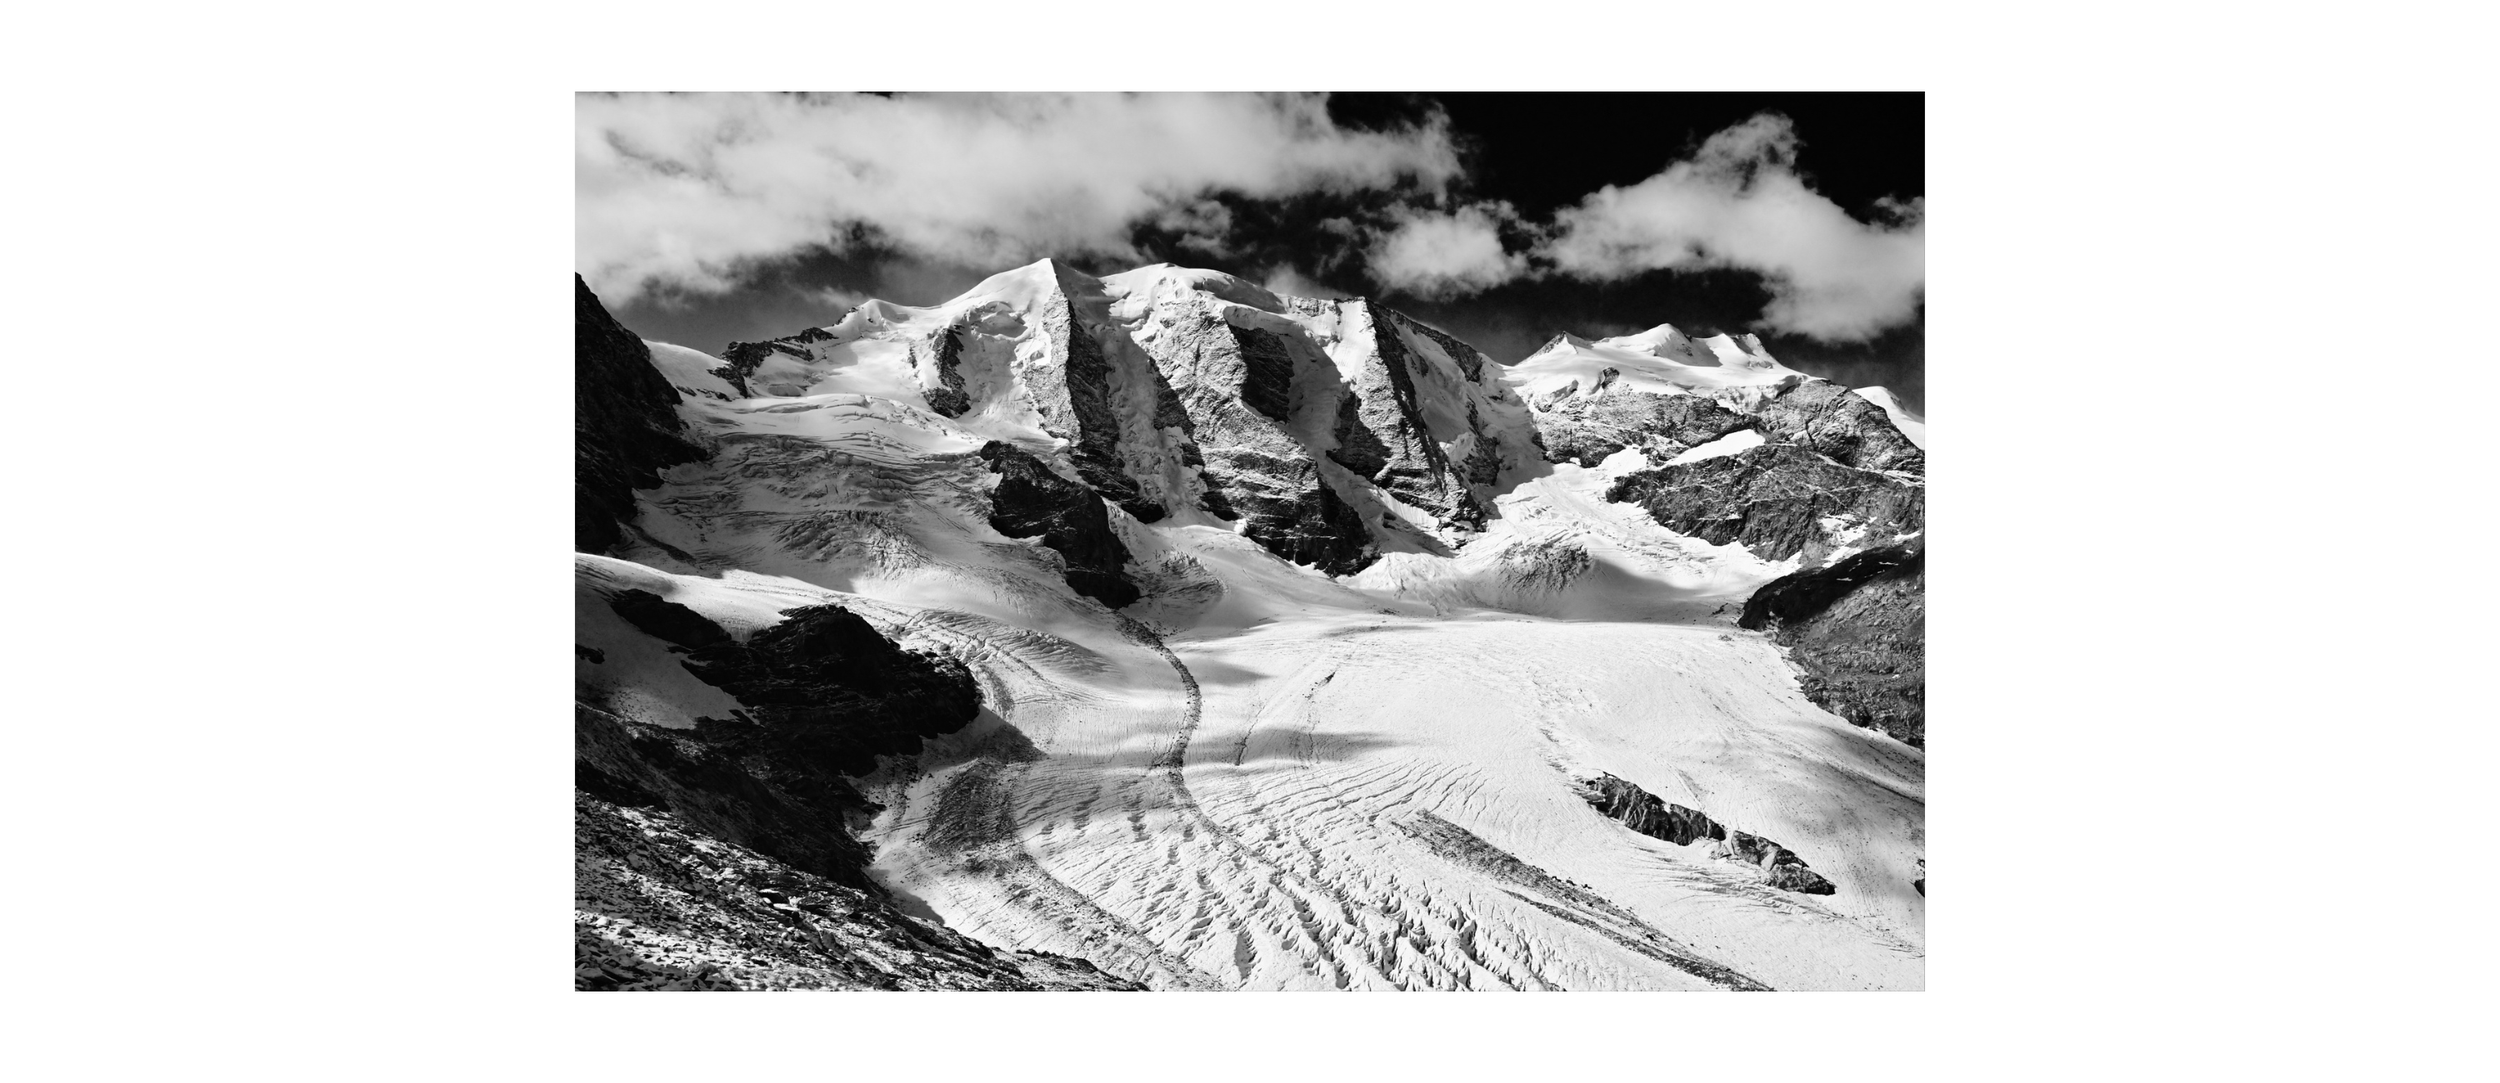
[587,262,1924,990]
[1854,385,1927,449]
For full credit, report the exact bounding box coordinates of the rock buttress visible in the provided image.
[576,275,704,554]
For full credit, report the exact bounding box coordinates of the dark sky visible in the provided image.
[607,92,1925,409]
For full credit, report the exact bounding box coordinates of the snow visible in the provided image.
[642,341,742,401]
[1667,427,1766,465]
[1594,444,1653,476]
[1854,385,1927,449]
[1101,262,1284,316]
[587,262,1923,990]
[1505,322,1802,405]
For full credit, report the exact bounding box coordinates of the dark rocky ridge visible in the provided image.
[1398,315,1488,382]
[578,590,981,890]
[1607,443,1923,563]
[1580,774,1836,895]
[1747,376,1925,474]
[576,276,704,554]
[1536,391,1756,468]
[574,589,1134,990]
[576,795,1139,990]
[1228,324,1295,422]
[1037,297,1181,523]
[717,326,838,398]
[607,586,733,649]
[1334,301,1486,532]
[921,326,971,417]
[1741,541,1923,630]
[1743,542,1926,746]
[976,440,1142,607]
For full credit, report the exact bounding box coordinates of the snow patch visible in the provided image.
[1667,428,1765,465]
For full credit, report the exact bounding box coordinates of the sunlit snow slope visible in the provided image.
[578,260,1925,990]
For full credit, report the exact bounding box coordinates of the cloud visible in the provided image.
[1261,265,1350,300]
[1537,114,1924,341]
[578,92,1460,303]
[1153,199,1237,256]
[810,285,871,311]
[1366,202,1528,299]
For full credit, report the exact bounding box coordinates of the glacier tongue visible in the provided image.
[577,264,1926,990]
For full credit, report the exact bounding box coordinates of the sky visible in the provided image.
[581,92,1924,409]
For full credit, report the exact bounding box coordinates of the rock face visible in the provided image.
[920,326,972,418]
[606,586,732,649]
[718,326,839,398]
[1028,296,1189,523]
[576,276,702,553]
[1580,774,1836,895]
[976,440,1141,607]
[576,794,1139,991]
[1607,443,1924,563]
[1742,542,1926,746]
[577,591,981,889]
[1744,375,1926,474]
[573,586,1132,990]
[1330,302,1491,532]
[676,262,1552,576]
[1123,286,1384,574]
[1535,391,1755,467]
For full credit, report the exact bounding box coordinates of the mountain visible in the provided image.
[574,259,1926,990]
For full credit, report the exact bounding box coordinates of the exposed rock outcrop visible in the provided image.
[1026,295,1199,523]
[1741,541,1923,629]
[576,276,703,553]
[1535,391,1755,467]
[577,594,981,890]
[576,794,1140,990]
[1130,293,1378,575]
[1606,443,1923,562]
[1742,542,1926,746]
[1230,323,1295,422]
[977,440,1141,607]
[1747,375,1926,474]
[1330,302,1487,531]
[574,582,1142,990]
[921,326,971,417]
[718,326,838,398]
[1580,774,1836,895]
[606,587,732,649]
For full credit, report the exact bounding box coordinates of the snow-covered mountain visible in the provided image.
[574,259,1926,990]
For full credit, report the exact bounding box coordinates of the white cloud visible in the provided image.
[1261,265,1349,300]
[1153,199,1237,256]
[810,285,871,311]
[1366,202,1527,299]
[1537,114,1924,342]
[578,92,1460,302]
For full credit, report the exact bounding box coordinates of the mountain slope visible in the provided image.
[574,262,1927,990]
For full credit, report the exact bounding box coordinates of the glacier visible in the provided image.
[574,258,1926,991]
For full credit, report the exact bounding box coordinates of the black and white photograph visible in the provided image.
[14,3,2489,1075]
[572,91,1926,991]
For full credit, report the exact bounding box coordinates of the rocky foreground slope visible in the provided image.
[573,261,1926,990]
